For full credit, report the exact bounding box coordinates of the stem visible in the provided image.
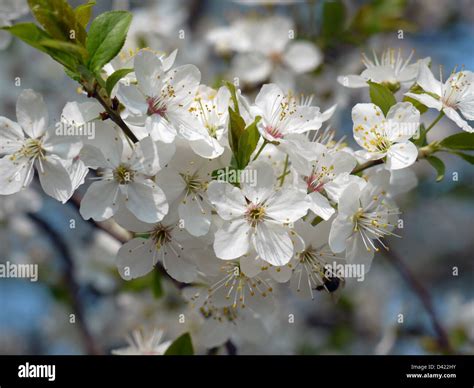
[351,141,441,175]
[278,154,290,186]
[383,246,453,354]
[91,87,139,144]
[252,139,269,162]
[425,111,445,134]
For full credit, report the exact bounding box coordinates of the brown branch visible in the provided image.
[27,212,102,355]
[383,245,453,354]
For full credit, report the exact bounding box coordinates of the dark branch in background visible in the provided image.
[383,245,453,354]
[27,212,102,355]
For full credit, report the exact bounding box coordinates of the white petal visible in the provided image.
[16,89,48,138]
[283,41,322,74]
[232,53,272,84]
[146,115,177,143]
[116,238,156,280]
[42,129,83,160]
[117,85,148,116]
[444,107,474,133]
[124,180,168,223]
[265,189,309,222]
[307,191,335,220]
[68,160,89,192]
[337,74,369,88]
[386,141,418,170]
[457,93,474,120]
[241,160,275,204]
[162,241,197,283]
[328,215,353,253]
[385,102,420,142]
[79,180,120,221]
[352,103,385,149]
[214,219,251,260]
[416,62,442,96]
[207,180,246,220]
[253,222,293,266]
[0,117,24,153]
[178,194,211,237]
[134,50,164,96]
[37,156,74,203]
[345,234,374,270]
[404,92,442,111]
[0,156,34,195]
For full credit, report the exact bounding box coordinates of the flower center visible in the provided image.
[17,138,45,160]
[180,172,206,195]
[245,203,266,227]
[264,125,284,139]
[113,164,135,184]
[381,80,401,93]
[146,96,167,117]
[150,224,173,249]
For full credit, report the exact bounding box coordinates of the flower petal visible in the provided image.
[253,222,293,266]
[307,191,335,221]
[37,156,74,203]
[178,194,211,237]
[16,89,48,138]
[386,141,418,170]
[207,180,246,220]
[214,219,251,260]
[283,41,322,74]
[444,107,474,133]
[124,180,168,223]
[116,238,156,280]
[265,189,309,223]
[79,180,120,221]
[0,117,24,153]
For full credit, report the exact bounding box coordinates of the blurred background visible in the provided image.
[0,0,473,355]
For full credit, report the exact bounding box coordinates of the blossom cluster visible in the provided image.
[1,43,473,343]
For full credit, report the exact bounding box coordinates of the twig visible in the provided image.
[383,245,453,354]
[27,212,102,355]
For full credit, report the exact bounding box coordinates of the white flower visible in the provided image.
[157,141,226,237]
[79,128,172,223]
[252,83,333,171]
[289,220,346,299]
[338,49,430,92]
[329,171,400,269]
[227,16,322,87]
[0,90,84,202]
[207,161,309,266]
[117,49,200,143]
[0,0,28,50]
[405,62,474,132]
[204,261,275,313]
[179,85,230,158]
[352,102,420,170]
[297,145,358,220]
[115,211,198,283]
[112,328,171,355]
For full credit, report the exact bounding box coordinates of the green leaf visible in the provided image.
[86,11,132,72]
[237,116,261,169]
[440,132,474,150]
[164,333,194,355]
[225,81,240,115]
[152,268,164,299]
[3,23,78,71]
[40,39,88,60]
[426,156,445,182]
[403,95,428,114]
[105,68,133,95]
[322,0,346,38]
[74,0,96,28]
[451,151,474,164]
[368,81,396,116]
[228,107,246,156]
[28,0,87,44]
[412,123,427,147]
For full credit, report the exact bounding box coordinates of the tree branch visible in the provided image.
[383,245,453,354]
[27,212,102,355]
